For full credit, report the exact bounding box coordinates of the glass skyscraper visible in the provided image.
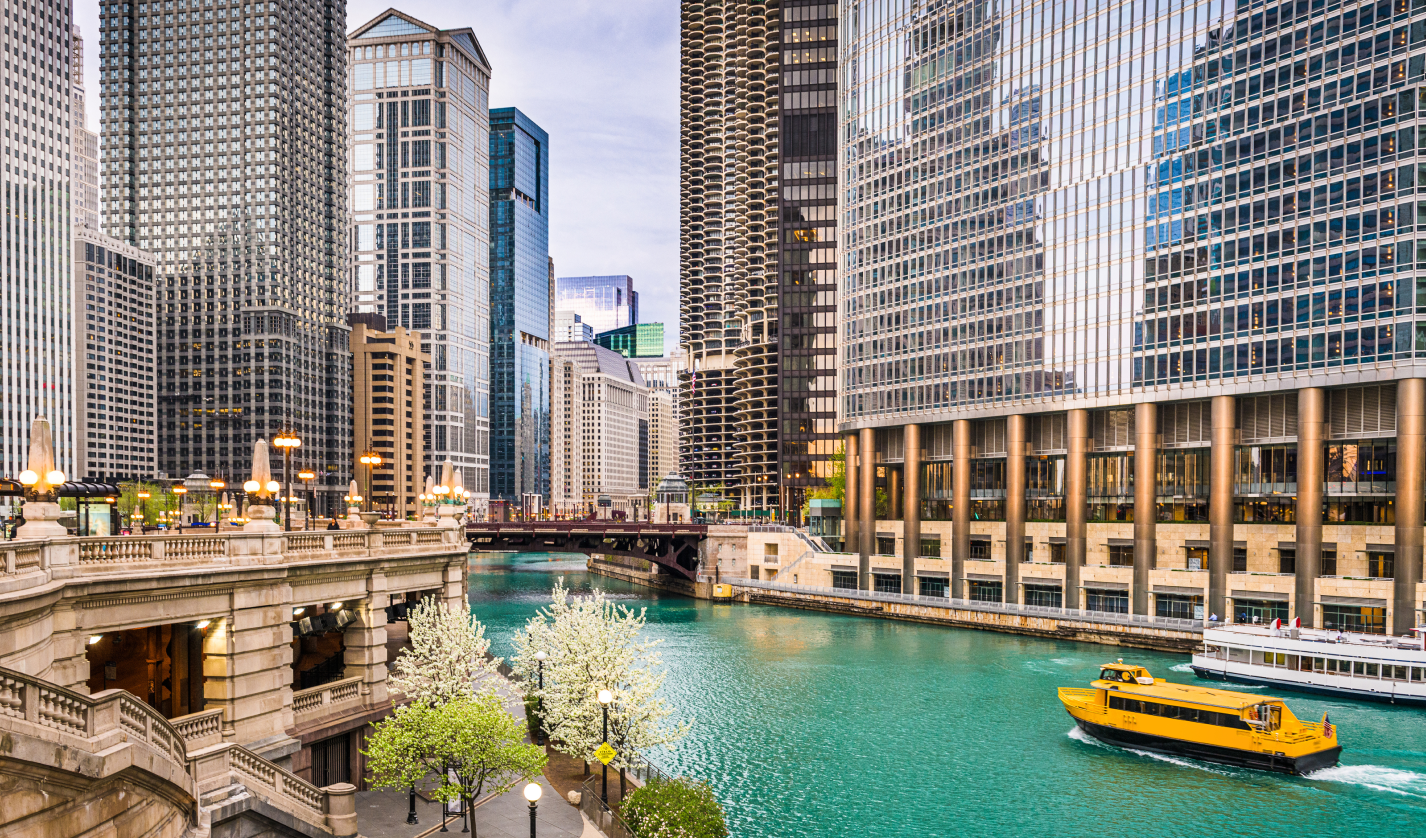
[554,274,638,334]
[837,0,1426,635]
[489,108,550,504]
[345,11,493,509]
[102,0,350,504]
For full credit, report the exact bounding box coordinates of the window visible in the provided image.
[1185,546,1207,570]
[831,570,857,590]
[1107,695,1251,730]
[1156,593,1203,620]
[919,536,941,558]
[1234,599,1288,624]
[917,577,947,597]
[1322,548,1338,575]
[1025,584,1062,608]
[1323,604,1386,635]
[1087,588,1129,614]
[1232,547,1248,572]
[1108,545,1133,566]
[969,539,990,560]
[1367,551,1393,578]
[1278,548,1295,574]
[1049,543,1066,564]
[969,580,1002,602]
[873,573,902,594]
[876,536,896,556]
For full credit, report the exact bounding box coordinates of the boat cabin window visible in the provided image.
[1228,647,1250,662]
[1203,644,1226,659]
[1100,668,1142,683]
[1413,667,1426,682]
[1107,695,1252,730]
[1246,703,1282,732]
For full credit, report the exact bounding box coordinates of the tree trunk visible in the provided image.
[466,794,476,836]
[619,766,626,801]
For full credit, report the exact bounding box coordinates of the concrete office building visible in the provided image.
[549,341,650,518]
[72,25,99,232]
[350,317,427,518]
[102,0,351,507]
[679,0,840,514]
[835,0,1426,635]
[633,349,684,486]
[346,10,494,514]
[554,310,593,342]
[0,0,75,516]
[555,274,638,334]
[75,232,159,483]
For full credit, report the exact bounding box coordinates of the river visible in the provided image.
[468,553,1426,837]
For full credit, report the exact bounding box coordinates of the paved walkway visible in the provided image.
[356,664,598,838]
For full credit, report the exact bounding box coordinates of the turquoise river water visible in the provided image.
[468,553,1426,837]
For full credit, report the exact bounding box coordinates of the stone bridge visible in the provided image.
[466,521,708,579]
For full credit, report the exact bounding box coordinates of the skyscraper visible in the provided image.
[101,0,350,506]
[72,25,98,232]
[346,10,493,509]
[554,274,638,334]
[837,0,1426,635]
[594,322,665,358]
[1,1,75,515]
[489,108,550,505]
[679,1,840,514]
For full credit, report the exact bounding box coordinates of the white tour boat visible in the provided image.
[1191,621,1426,706]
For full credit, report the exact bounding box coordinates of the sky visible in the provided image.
[73,0,682,351]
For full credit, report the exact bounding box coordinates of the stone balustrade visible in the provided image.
[291,676,364,727]
[190,741,332,831]
[171,707,225,750]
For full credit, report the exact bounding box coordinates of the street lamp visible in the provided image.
[298,470,316,529]
[534,650,547,746]
[171,484,187,532]
[272,431,302,531]
[209,477,225,526]
[598,689,613,804]
[359,449,381,513]
[523,782,542,838]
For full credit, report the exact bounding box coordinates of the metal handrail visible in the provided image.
[579,776,633,838]
[733,578,1204,632]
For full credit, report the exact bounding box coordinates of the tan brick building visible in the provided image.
[351,319,428,518]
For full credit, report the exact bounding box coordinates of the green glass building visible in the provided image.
[594,323,666,358]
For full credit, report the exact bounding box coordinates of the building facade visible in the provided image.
[554,310,594,342]
[350,318,427,518]
[679,0,840,515]
[74,232,158,484]
[549,341,651,518]
[1,1,75,516]
[489,107,550,504]
[595,322,665,358]
[101,0,351,506]
[836,0,1426,635]
[72,25,99,232]
[554,274,638,334]
[346,10,494,514]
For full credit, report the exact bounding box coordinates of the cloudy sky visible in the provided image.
[74,0,682,350]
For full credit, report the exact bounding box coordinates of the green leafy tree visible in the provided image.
[364,694,546,836]
[622,778,729,838]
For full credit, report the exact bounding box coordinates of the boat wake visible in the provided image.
[1170,663,1195,673]
[1306,764,1426,798]
[1066,727,1230,775]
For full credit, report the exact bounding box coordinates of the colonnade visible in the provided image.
[843,380,1426,634]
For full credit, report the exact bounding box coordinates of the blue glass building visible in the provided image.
[490,108,551,503]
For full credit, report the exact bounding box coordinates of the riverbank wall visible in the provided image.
[588,556,1200,654]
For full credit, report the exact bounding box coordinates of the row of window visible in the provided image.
[1212,644,1422,677]
[1107,694,1254,729]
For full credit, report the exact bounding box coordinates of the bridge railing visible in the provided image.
[733,578,1204,632]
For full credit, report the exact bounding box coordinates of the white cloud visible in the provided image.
[74,0,681,349]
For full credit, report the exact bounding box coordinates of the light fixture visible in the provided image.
[266,480,280,493]
[293,607,306,617]
[535,650,547,662]
[46,470,64,486]
[88,635,103,645]
[598,689,613,705]
[196,620,211,630]
[244,480,260,492]
[18,470,37,486]
[523,782,543,803]
[330,601,343,610]
[210,478,225,490]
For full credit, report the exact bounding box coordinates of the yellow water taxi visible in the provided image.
[1059,662,1341,775]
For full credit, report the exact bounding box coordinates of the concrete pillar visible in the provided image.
[952,419,971,600]
[343,585,390,705]
[903,424,922,597]
[1295,387,1325,627]
[1005,415,1026,605]
[1395,379,1426,636]
[1066,410,1089,608]
[844,432,860,555]
[1208,395,1236,622]
[887,466,902,521]
[859,427,875,590]
[1133,403,1158,616]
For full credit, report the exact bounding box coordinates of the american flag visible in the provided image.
[1322,713,1334,739]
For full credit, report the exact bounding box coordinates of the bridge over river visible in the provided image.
[466,521,708,579]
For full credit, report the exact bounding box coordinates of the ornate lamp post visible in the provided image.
[241,439,283,533]
[272,431,302,531]
[15,416,66,538]
[297,470,316,529]
[171,484,187,532]
[598,689,613,804]
[209,477,225,526]
[523,782,542,838]
[534,650,547,746]
[358,449,381,513]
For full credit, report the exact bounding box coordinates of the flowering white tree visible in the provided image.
[513,580,687,782]
[389,596,503,706]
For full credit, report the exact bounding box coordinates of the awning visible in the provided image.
[1367,543,1395,553]
[871,570,903,577]
[1320,595,1388,608]
[1084,581,1129,591]
[969,533,991,543]
[0,480,122,499]
[1047,536,1068,545]
[1107,538,1135,547]
[829,565,858,573]
[876,531,896,539]
[1231,589,1289,602]
[1186,540,1246,549]
[1023,578,1062,588]
[1277,541,1335,551]
[915,570,950,579]
[1153,585,1203,596]
[966,573,1003,582]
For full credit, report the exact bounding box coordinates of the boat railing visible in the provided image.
[734,578,1204,632]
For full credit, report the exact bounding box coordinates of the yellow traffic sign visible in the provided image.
[595,743,617,765]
